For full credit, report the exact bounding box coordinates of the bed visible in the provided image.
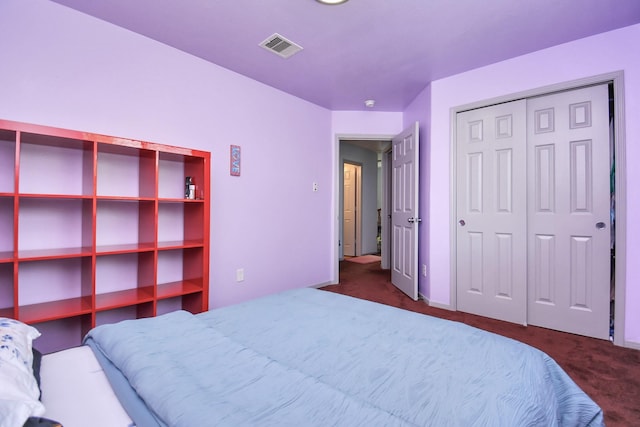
[3,288,604,427]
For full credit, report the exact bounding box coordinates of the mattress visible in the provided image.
[39,346,132,427]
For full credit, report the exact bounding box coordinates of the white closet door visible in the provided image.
[456,100,527,324]
[527,84,610,340]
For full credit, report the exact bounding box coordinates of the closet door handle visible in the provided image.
[596,222,606,230]
[459,219,466,227]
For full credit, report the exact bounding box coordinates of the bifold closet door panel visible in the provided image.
[526,84,610,340]
[455,99,528,325]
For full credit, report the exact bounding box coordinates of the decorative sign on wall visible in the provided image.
[230,145,241,176]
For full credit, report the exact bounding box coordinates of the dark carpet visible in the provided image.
[320,260,640,426]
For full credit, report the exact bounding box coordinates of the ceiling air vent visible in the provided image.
[259,33,303,59]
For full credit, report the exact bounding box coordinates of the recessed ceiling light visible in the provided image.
[316,0,349,5]
[364,100,375,108]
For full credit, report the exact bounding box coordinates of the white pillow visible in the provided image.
[0,318,45,427]
[0,318,40,372]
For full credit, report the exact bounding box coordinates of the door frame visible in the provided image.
[333,133,395,285]
[382,148,392,270]
[449,71,628,347]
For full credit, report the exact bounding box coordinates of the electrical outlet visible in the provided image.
[422,264,427,277]
[236,268,244,282]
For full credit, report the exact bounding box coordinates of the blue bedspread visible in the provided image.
[84,288,604,427]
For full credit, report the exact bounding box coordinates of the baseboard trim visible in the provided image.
[419,293,455,311]
[622,339,640,350]
[310,281,334,289]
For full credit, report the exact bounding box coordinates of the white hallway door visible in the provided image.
[391,122,419,300]
[456,84,611,339]
[343,163,359,257]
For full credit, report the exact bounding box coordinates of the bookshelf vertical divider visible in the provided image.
[0,119,210,353]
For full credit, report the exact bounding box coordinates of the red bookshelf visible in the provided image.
[0,119,210,353]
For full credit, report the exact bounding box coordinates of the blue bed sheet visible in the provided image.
[84,288,604,427]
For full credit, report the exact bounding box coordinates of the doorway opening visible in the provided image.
[335,122,421,301]
[338,139,391,270]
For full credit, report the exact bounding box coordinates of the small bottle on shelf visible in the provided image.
[185,177,196,199]
[189,181,196,199]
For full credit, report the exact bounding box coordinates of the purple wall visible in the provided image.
[0,0,334,308]
[331,111,403,136]
[427,24,640,347]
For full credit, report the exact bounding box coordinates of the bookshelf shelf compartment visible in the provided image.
[0,130,17,193]
[97,199,156,248]
[18,247,93,261]
[0,198,13,259]
[96,243,156,255]
[0,119,210,352]
[157,279,203,300]
[96,286,155,311]
[0,263,14,318]
[19,132,93,197]
[19,198,93,254]
[32,316,93,354]
[19,296,93,324]
[157,240,204,250]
